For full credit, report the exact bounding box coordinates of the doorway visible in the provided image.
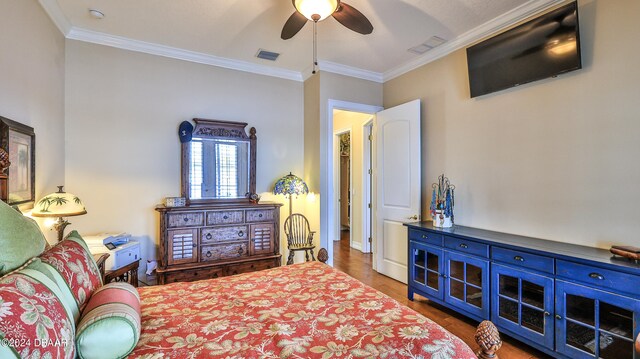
[333,110,373,256]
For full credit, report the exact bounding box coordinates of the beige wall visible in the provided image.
[384,0,640,249]
[0,0,66,244]
[64,40,304,262]
[333,110,373,252]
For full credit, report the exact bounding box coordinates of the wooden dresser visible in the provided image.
[156,202,282,284]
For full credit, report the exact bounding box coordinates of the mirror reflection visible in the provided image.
[189,138,250,199]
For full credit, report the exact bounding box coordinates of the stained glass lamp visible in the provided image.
[273,172,308,218]
[32,186,86,242]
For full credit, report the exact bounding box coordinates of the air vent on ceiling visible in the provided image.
[408,36,447,55]
[256,49,280,61]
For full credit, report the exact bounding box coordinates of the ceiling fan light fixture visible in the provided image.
[294,0,339,22]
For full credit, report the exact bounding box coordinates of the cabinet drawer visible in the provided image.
[201,243,248,262]
[409,229,443,246]
[201,226,248,244]
[167,212,204,228]
[444,236,489,258]
[492,247,554,274]
[207,210,244,225]
[246,209,274,222]
[163,266,225,284]
[556,260,640,297]
[226,258,279,276]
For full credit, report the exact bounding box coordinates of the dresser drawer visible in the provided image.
[201,243,248,262]
[492,247,554,274]
[557,260,640,297]
[167,212,204,228]
[163,266,225,284]
[444,236,489,258]
[225,258,280,276]
[207,210,244,225]
[246,209,274,222]
[202,226,248,244]
[409,229,443,246]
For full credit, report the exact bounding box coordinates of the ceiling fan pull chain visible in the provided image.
[312,20,318,74]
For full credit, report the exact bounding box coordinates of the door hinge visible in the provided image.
[368,169,372,174]
[368,237,372,243]
[368,203,371,209]
[368,134,373,141]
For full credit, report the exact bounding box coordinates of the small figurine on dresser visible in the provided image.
[430,174,455,228]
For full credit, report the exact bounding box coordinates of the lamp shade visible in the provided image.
[273,172,309,197]
[32,186,87,218]
[294,0,339,21]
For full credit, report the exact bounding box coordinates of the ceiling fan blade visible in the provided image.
[281,11,308,40]
[332,2,373,35]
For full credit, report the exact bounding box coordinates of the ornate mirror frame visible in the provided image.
[181,119,257,205]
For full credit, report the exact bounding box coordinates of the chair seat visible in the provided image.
[289,244,315,250]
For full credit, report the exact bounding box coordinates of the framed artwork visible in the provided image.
[0,116,35,206]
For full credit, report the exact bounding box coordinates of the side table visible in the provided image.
[105,259,140,288]
[92,253,109,282]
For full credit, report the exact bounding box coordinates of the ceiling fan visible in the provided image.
[281,0,374,40]
[280,0,374,73]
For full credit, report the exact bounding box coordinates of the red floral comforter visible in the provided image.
[130,261,476,358]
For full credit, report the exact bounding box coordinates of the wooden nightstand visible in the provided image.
[105,259,140,288]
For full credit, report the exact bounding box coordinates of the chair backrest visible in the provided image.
[284,213,312,247]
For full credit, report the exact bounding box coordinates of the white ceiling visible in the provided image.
[41,0,564,82]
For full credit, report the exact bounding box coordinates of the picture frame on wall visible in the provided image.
[0,116,35,206]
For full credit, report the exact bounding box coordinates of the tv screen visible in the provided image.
[467,2,582,98]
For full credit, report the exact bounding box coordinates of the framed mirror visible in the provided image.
[181,119,256,205]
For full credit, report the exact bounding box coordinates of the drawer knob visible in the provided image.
[238,247,244,254]
[422,235,427,239]
[238,231,244,237]
[223,215,229,219]
[441,273,448,279]
[206,251,212,258]
[459,243,468,249]
[206,233,212,240]
[513,256,525,262]
[183,217,189,222]
[259,213,263,218]
[589,273,605,280]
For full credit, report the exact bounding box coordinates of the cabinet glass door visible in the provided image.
[491,263,554,349]
[444,251,489,320]
[556,280,640,359]
[409,241,443,300]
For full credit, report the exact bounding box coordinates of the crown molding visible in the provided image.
[38,0,72,35]
[383,0,566,82]
[318,61,384,83]
[66,28,304,82]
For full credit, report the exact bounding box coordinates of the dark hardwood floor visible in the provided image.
[333,231,550,359]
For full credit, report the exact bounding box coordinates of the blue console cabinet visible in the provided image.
[406,223,640,359]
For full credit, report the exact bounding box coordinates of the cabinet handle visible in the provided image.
[206,233,212,240]
[183,217,189,222]
[513,255,525,262]
[206,251,212,258]
[589,273,605,280]
[459,243,468,249]
[223,215,229,219]
[238,231,244,237]
[544,311,551,316]
[422,234,427,239]
[555,315,562,320]
[441,274,448,279]
[238,247,244,254]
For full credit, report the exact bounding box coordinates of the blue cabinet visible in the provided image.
[556,280,640,359]
[491,263,554,350]
[406,223,640,359]
[444,251,489,320]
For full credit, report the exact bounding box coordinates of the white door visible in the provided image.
[374,100,421,283]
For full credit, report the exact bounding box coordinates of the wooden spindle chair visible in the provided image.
[284,213,316,265]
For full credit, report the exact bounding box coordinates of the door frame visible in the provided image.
[323,100,383,266]
[333,128,352,250]
[362,120,373,253]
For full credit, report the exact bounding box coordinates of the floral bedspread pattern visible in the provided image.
[39,238,102,311]
[131,261,476,358]
[0,273,75,359]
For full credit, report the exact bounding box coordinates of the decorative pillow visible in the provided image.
[25,258,82,323]
[76,282,141,359]
[39,231,103,312]
[0,268,75,359]
[0,200,46,276]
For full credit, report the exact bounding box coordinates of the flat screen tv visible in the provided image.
[467,2,582,98]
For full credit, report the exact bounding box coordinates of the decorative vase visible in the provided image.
[433,210,453,228]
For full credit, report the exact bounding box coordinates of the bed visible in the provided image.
[128,256,496,358]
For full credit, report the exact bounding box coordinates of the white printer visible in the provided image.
[84,233,141,271]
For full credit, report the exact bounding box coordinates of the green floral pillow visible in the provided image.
[0,200,46,276]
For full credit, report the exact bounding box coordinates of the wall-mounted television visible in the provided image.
[466,2,582,98]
